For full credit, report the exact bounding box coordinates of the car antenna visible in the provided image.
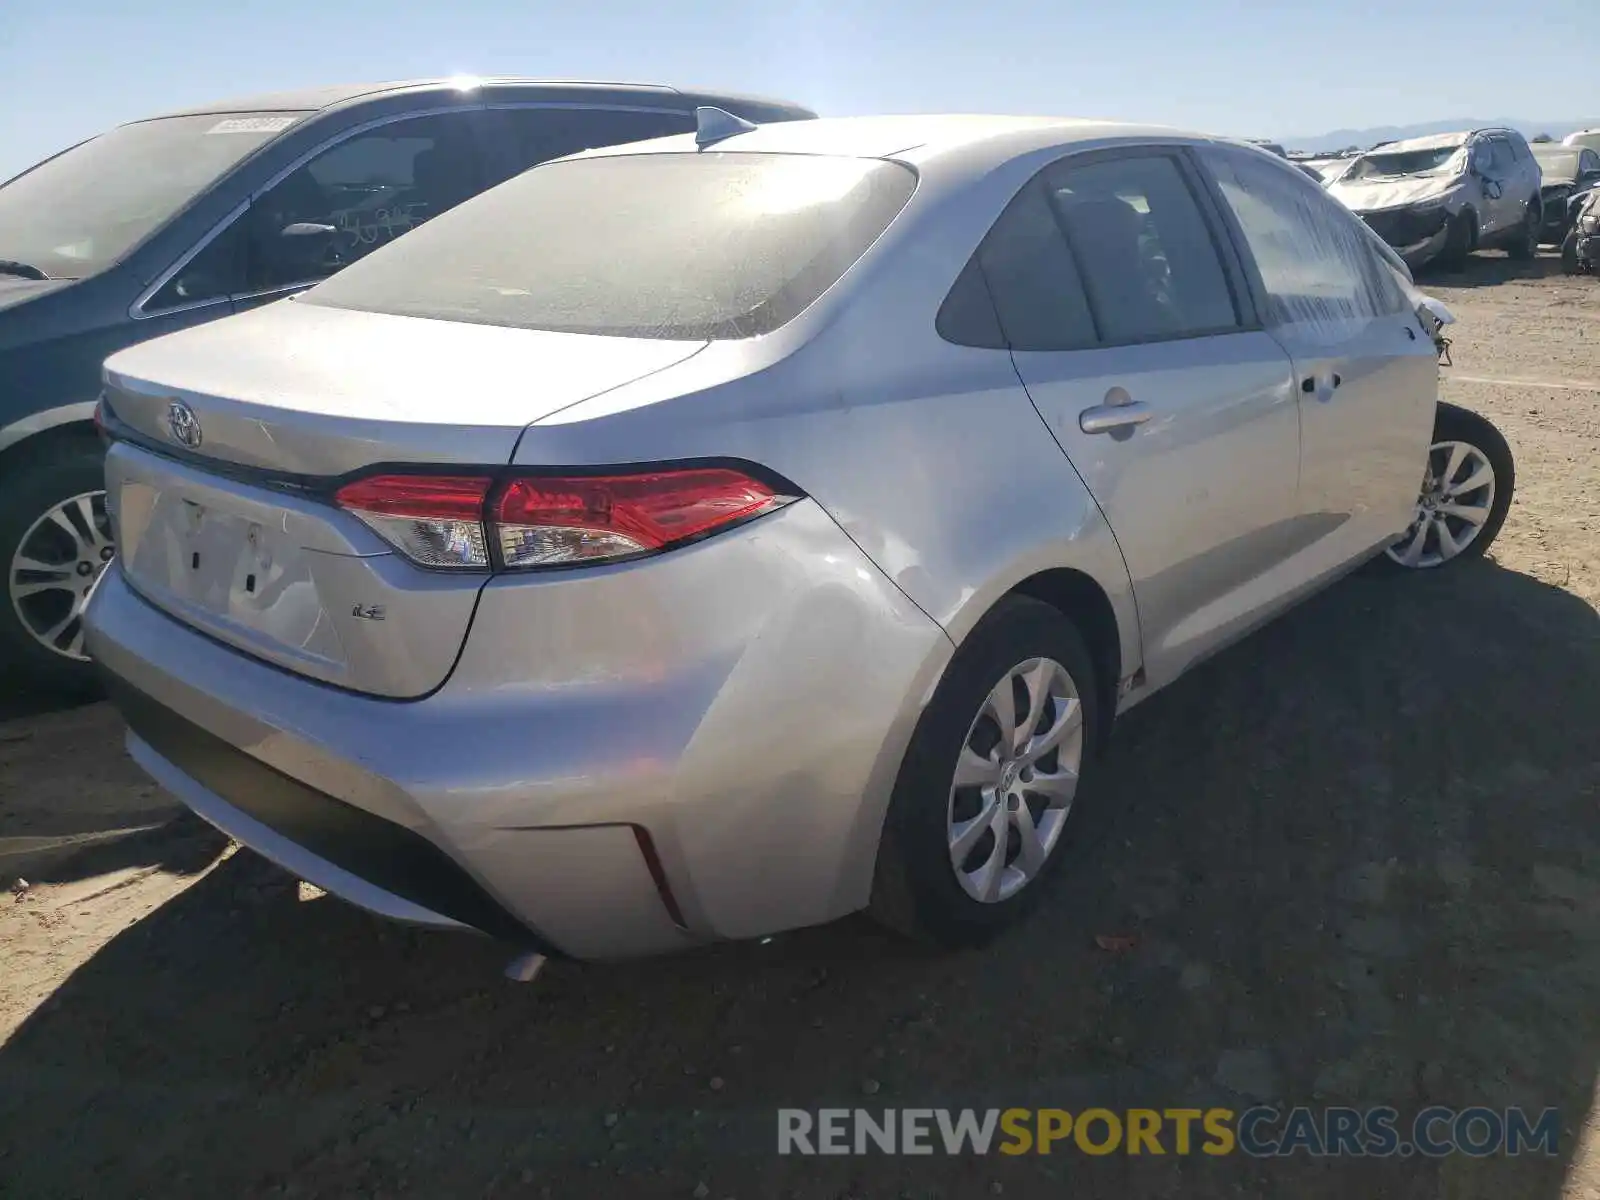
[694,106,758,149]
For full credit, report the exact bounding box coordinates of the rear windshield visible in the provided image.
[302,152,918,340]
[1532,148,1582,180]
[0,112,305,279]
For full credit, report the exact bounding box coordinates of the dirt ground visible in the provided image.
[2,251,1599,1200]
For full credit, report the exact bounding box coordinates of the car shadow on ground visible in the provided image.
[1415,250,1575,289]
[0,687,191,889]
[1,558,1597,1199]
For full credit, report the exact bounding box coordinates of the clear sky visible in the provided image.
[1,0,1593,180]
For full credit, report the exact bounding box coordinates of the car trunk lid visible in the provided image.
[100,299,706,697]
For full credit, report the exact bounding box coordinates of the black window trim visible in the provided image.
[1185,141,1405,328]
[938,140,1265,355]
[475,100,702,184]
[131,103,497,320]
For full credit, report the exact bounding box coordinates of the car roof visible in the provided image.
[580,112,1213,167]
[143,77,812,119]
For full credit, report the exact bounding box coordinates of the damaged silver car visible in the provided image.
[1326,129,1542,270]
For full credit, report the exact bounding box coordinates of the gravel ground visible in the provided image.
[1,251,1598,1200]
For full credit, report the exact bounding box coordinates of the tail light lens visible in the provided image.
[494,469,791,568]
[335,474,494,568]
[335,466,796,571]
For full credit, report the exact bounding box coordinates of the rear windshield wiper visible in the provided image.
[0,259,50,281]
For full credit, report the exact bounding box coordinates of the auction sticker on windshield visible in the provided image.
[206,117,297,135]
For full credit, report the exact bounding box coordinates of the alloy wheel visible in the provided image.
[7,490,114,661]
[1385,440,1497,569]
[946,656,1084,903]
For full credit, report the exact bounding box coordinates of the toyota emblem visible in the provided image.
[166,400,203,449]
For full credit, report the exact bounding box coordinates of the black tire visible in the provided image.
[868,596,1102,949]
[1562,230,1582,274]
[0,439,110,697]
[1374,401,1514,573]
[1437,208,1475,269]
[1506,202,1539,260]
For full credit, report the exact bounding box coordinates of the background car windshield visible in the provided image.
[0,112,304,279]
[1347,145,1463,179]
[302,151,917,339]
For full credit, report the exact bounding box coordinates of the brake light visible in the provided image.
[494,468,791,568]
[335,474,494,568]
[334,466,796,571]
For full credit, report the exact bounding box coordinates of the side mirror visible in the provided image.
[1417,295,1457,327]
[1484,179,1503,200]
[281,222,337,238]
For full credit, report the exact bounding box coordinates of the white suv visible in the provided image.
[1326,128,1543,270]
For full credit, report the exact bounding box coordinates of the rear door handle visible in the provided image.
[1079,400,1154,435]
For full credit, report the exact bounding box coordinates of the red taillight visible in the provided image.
[334,466,796,571]
[335,474,494,569]
[493,468,790,568]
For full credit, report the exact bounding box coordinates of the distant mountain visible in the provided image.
[1278,118,1600,155]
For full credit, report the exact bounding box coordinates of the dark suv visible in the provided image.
[0,78,814,691]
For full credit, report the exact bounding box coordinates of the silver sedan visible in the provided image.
[83,111,1514,967]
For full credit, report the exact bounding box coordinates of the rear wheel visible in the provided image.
[0,441,111,695]
[869,596,1100,948]
[1380,402,1514,570]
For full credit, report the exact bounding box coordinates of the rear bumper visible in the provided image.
[84,500,953,959]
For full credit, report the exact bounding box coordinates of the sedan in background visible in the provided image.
[0,78,813,693]
[85,113,1513,967]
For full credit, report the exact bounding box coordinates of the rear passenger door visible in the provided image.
[478,106,696,185]
[1195,144,1438,565]
[980,148,1301,688]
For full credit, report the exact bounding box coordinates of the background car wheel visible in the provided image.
[1438,208,1476,269]
[1562,230,1582,274]
[0,440,112,696]
[1380,402,1514,571]
[868,596,1100,949]
[1507,203,1539,260]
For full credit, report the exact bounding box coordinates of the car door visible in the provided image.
[478,105,697,185]
[1195,144,1439,569]
[1483,136,1522,234]
[979,149,1301,687]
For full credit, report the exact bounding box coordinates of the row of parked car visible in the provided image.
[1281,127,1600,273]
[0,76,1530,969]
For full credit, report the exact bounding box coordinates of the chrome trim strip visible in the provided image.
[0,400,97,454]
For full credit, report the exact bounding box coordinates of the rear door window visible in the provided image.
[244,112,483,293]
[1042,153,1242,345]
[944,177,1099,351]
